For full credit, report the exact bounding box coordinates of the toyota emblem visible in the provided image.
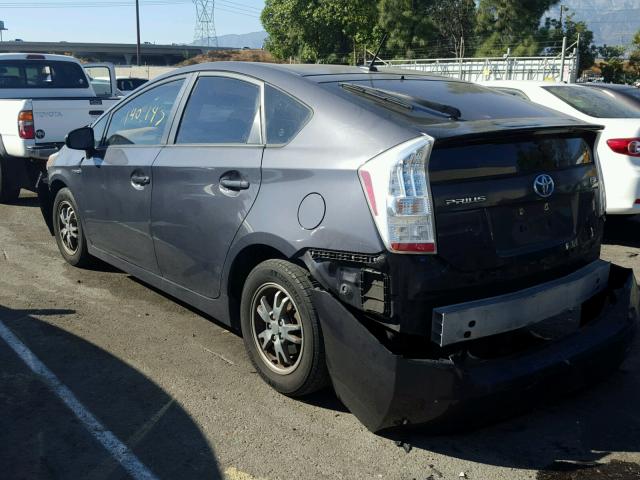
[533,174,555,198]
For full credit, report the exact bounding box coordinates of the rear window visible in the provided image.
[619,88,640,101]
[544,85,640,118]
[118,78,147,91]
[0,60,88,89]
[331,79,555,122]
[429,136,593,183]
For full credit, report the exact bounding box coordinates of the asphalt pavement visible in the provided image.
[1,192,639,480]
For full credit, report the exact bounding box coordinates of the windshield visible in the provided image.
[0,60,89,89]
[544,85,640,118]
[331,79,556,122]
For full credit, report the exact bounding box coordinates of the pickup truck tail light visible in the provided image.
[358,136,437,254]
[18,110,35,140]
[606,138,640,157]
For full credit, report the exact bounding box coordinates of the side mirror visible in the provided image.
[65,126,94,155]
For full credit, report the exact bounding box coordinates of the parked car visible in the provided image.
[0,54,120,202]
[116,76,148,93]
[38,64,638,432]
[479,80,640,215]
[582,82,640,109]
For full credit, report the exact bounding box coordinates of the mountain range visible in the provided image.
[194,31,267,49]
[548,0,637,48]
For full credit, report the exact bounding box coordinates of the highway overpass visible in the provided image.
[0,41,228,65]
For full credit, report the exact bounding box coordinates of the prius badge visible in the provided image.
[533,174,555,198]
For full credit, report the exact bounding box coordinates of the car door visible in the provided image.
[80,76,189,273]
[151,73,264,298]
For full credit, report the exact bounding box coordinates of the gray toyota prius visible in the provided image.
[39,63,638,432]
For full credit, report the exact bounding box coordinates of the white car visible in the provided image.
[479,81,640,215]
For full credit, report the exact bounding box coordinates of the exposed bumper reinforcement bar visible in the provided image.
[313,263,638,433]
[431,260,610,347]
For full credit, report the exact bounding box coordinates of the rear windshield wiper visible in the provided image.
[340,83,462,121]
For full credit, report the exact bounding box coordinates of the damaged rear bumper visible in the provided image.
[313,263,639,433]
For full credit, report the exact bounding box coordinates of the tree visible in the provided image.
[261,0,307,61]
[261,0,377,63]
[313,0,380,63]
[598,45,626,83]
[377,0,439,57]
[475,0,560,56]
[431,0,476,58]
[629,30,640,77]
[538,10,597,73]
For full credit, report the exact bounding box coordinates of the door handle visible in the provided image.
[220,174,250,191]
[131,173,150,186]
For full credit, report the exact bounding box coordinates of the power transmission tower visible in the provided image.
[193,0,218,47]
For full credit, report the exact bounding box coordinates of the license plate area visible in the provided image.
[490,199,574,254]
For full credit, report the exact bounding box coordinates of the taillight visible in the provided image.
[358,136,437,254]
[607,138,640,157]
[18,110,35,140]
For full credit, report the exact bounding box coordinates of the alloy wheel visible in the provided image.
[250,283,304,375]
[58,200,79,256]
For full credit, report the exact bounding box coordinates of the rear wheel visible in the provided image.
[240,259,329,396]
[0,156,20,203]
[53,188,93,267]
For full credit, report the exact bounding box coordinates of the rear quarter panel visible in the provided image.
[228,85,416,263]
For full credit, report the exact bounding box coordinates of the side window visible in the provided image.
[265,85,311,144]
[176,76,260,144]
[105,79,184,146]
[91,114,109,148]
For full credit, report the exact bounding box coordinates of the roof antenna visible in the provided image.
[369,32,388,72]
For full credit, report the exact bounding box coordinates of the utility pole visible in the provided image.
[575,32,581,82]
[559,5,564,30]
[560,36,567,82]
[135,0,141,66]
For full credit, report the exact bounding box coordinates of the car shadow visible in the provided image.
[126,275,349,413]
[299,387,349,413]
[126,276,349,415]
[384,333,640,471]
[0,305,223,480]
[603,216,640,248]
[9,192,40,208]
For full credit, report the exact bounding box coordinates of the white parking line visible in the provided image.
[0,318,159,480]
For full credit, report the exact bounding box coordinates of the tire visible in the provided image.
[240,259,329,397]
[52,188,93,267]
[0,156,20,203]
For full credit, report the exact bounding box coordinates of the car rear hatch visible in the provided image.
[427,118,603,278]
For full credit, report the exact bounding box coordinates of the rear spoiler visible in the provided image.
[423,117,604,146]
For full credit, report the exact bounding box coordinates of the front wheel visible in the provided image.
[53,188,93,267]
[240,259,329,397]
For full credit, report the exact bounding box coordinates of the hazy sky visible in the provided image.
[0,0,266,44]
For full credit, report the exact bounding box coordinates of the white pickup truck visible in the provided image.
[0,53,120,202]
